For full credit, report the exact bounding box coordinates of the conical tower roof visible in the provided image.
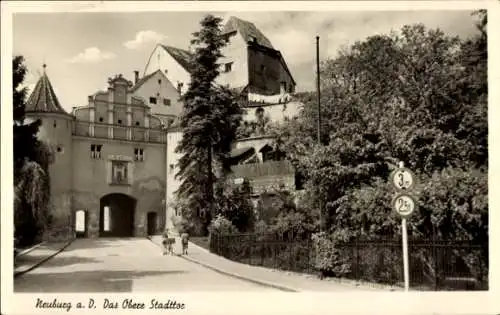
[26,65,68,115]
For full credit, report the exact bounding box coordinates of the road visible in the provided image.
[14,238,275,292]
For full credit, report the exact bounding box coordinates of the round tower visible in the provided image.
[25,64,74,235]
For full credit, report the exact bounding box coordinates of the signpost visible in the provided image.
[389,162,417,292]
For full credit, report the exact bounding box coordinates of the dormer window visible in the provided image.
[224,62,233,73]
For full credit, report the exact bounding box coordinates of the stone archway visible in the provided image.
[99,193,136,237]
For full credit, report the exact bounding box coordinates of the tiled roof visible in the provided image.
[223,16,274,49]
[230,146,255,159]
[161,45,195,73]
[26,69,68,115]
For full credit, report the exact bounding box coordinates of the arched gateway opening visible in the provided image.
[99,193,136,237]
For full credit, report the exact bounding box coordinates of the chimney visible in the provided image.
[134,71,139,84]
[177,82,183,96]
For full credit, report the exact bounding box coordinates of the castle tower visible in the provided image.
[25,64,74,232]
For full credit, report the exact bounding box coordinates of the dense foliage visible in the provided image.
[13,56,53,247]
[273,13,487,245]
[214,180,255,232]
[175,15,243,235]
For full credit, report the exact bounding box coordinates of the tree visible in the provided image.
[13,56,42,177]
[175,15,243,235]
[273,14,487,241]
[13,56,53,246]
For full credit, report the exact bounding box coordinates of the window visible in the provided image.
[57,146,63,153]
[163,98,171,106]
[53,120,57,128]
[149,97,157,104]
[99,117,104,122]
[249,36,257,43]
[224,62,233,73]
[134,148,145,162]
[158,79,162,85]
[90,144,102,159]
[169,164,175,172]
[136,121,140,126]
[117,119,122,124]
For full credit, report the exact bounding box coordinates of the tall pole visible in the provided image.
[316,36,322,232]
[316,36,321,145]
[399,161,410,292]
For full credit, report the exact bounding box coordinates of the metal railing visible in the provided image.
[209,232,488,291]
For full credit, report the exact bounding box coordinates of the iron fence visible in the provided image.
[209,232,488,291]
[210,232,315,274]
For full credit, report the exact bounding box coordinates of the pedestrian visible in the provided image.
[167,237,175,255]
[161,229,169,255]
[181,231,189,255]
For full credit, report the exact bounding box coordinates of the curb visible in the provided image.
[14,239,75,278]
[15,241,46,258]
[146,237,298,292]
[185,239,400,292]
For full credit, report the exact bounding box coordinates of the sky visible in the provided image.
[13,10,480,113]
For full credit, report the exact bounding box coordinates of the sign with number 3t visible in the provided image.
[390,167,416,191]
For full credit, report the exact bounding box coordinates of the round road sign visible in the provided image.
[390,167,416,191]
[392,193,417,217]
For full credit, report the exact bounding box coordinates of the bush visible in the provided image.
[253,220,268,234]
[215,180,256,232]
[208,214,239,235]
[312,232,351,277]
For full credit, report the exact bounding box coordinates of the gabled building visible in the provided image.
[144,16,297,100]
[129,69,183,126]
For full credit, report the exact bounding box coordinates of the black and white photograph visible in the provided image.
[1,1,497,315]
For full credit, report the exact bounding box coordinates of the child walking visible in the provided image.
[161,229,169,255]
[181,232,189,255]
[162,229,175,255]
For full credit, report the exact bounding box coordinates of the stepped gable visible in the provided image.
[26,64,68,115]
[223,16,274,49]
[161,45,195,73]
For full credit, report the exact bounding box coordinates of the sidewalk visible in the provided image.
[149,235,399,292]
[14,240,73,277]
